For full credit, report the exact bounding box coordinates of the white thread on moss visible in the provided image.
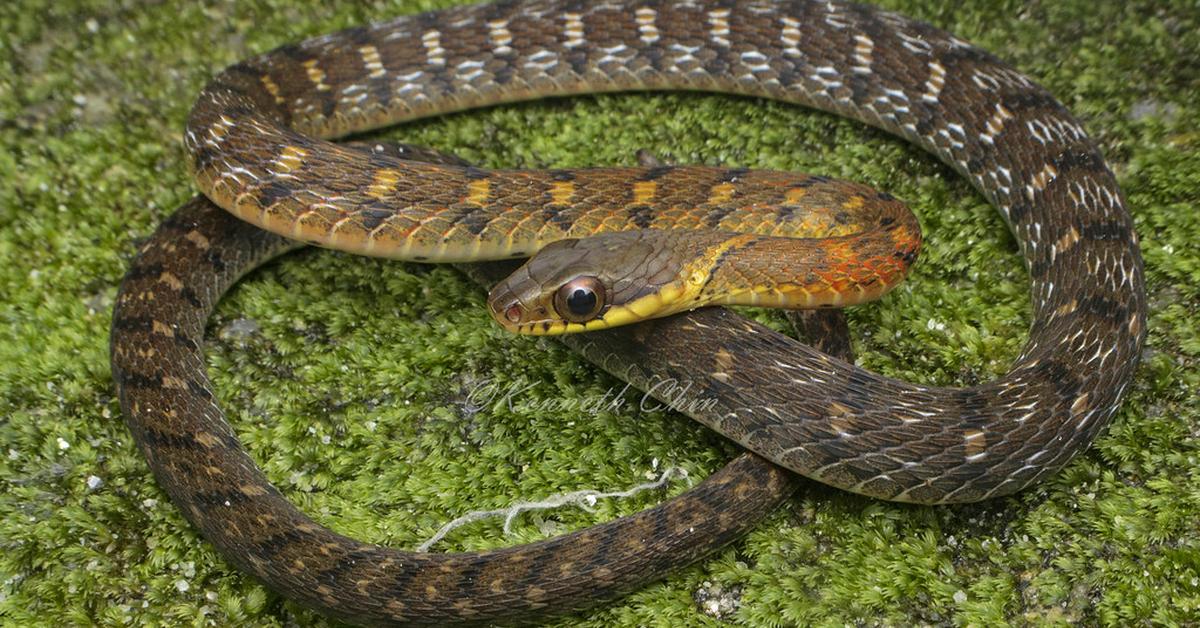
[417,467,688,552]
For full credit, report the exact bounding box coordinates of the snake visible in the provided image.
[109,0,1147,625]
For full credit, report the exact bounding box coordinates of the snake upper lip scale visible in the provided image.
[109,0,1146,625]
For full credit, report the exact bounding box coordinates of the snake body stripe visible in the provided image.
[110,0,1146,624]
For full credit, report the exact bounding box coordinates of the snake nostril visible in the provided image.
[504,303,522,324]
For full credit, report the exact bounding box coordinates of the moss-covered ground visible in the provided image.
[2,0,1198,625]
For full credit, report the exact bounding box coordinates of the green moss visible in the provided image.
[2,0,1198,625]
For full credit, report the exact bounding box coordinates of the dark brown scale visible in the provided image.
[113,0,1145,625]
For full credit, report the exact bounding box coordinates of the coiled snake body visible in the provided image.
[110,0,1146,625]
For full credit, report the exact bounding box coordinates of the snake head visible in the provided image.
[487,232,697,335]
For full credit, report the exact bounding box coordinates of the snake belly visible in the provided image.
[110,0,1147,625]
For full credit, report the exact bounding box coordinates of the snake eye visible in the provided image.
[554,276,606,323]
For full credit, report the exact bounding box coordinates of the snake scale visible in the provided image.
[109,0,1146,625]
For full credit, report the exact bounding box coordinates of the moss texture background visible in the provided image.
[2,0,1198,625]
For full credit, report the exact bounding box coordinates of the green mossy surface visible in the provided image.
[2,0,1198,625]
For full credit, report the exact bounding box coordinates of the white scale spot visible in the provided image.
[823,2,849,29]
[204,115,235,147]
[897,30,932,56]
[668,43,703,74]
[810,65,843,92]
[219,166,260,187]
[742,2,776,15]
[988,164,1013,196]
[1119,257,1135,289]
[852,34,874,74]
[636,7,659,44]
[422,30,446,66]
[597,43,629,65]
[972,70,1002,91]
[338,83,370,109]
[488,19,513,55]
[524,50,559,71]
[875,87,911,116]
[938,122,966,150]
[1029,163,1059,198]
[584,1,625,13]
[1028,116,1087,145]
[740,50,771,73]
[358,45,386,79]
[946,34,973,49]
[395,70,425,96]
[996,165,1012,184]
[456,59,486,82]
[1026,119,1052,145]
[302,60,330,92]
[922,61,946,103]
[707,8,731,47]
[979,103,1014,145]
[562,12,585,48]
[991,66,1033,89]
[780,16,802,57]
[669,42,700,63]
[382,27,413,43]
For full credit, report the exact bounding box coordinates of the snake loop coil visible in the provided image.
[111,1,1145,624]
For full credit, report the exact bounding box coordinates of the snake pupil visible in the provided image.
[567,288,595,314]
[554,276,606,323]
